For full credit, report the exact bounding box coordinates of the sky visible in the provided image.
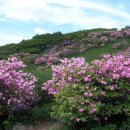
[0,0,130,46]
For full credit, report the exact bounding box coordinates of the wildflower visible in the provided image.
[79,108,84,112]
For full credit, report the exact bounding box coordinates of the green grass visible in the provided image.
[24,64,52,85]
[66,39,130,62]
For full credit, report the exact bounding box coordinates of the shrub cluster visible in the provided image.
[0,57,37,114]
[110,31,123,38]
[35,56,47,65]
[42,55,130,127]
[42,57,89,94]
[35,53,60,65]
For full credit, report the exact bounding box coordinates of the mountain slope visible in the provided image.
[0,28,114,59]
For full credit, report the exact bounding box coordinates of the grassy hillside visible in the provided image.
[23,38,130,95]
[1,28,124,86]
[0,28,115,59]
[13,37,130,130]
[1,28,130,130]
[67,38,130,61]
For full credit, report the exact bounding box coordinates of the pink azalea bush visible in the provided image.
[124,30,130,37]
[42,55,130,126]
[0,57,37,113]
[35,56,47,65]
[42,57,90,94]
[35,53,60,65]
[110,31,123,38]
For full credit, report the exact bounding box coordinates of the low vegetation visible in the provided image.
[1,27,130,130]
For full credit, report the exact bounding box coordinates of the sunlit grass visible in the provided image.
[24,64,52,85]
[66,39,129,62]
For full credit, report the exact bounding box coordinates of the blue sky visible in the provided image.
[0,0,130,46]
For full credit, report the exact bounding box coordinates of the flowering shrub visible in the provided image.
[124,30,130,37]
[35,53,60,65]
[35,56,47,65]
[42,58,90,94]
[0,57,37,113]
[42,55,130,127]
[110,31,123,38]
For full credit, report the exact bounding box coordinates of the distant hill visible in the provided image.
[0,27,130,60]
[0,28,114,59]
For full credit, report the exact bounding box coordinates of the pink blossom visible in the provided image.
[86,85,89,89]
[101,91,106,95]
[89,93,93,97]
[0,57,37,112]
[84,92,88,96]
[109,85,114,91]
[105,117,108,120]
[94,87,97,91]
[84,76,92,82]
[76,118,80,122]
[42,54,130,123]
[79,108,84,112]
[92,108,97,112]
[101,80,107,85]
[90,108,97,114]
[103,54,111,59]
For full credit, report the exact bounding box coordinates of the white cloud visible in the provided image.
[33,27,52,34]
[45,0,130,20]
[0,0,130,45]
[0,0,129,26]
[0,0,129,35]
[0,33,31,46]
